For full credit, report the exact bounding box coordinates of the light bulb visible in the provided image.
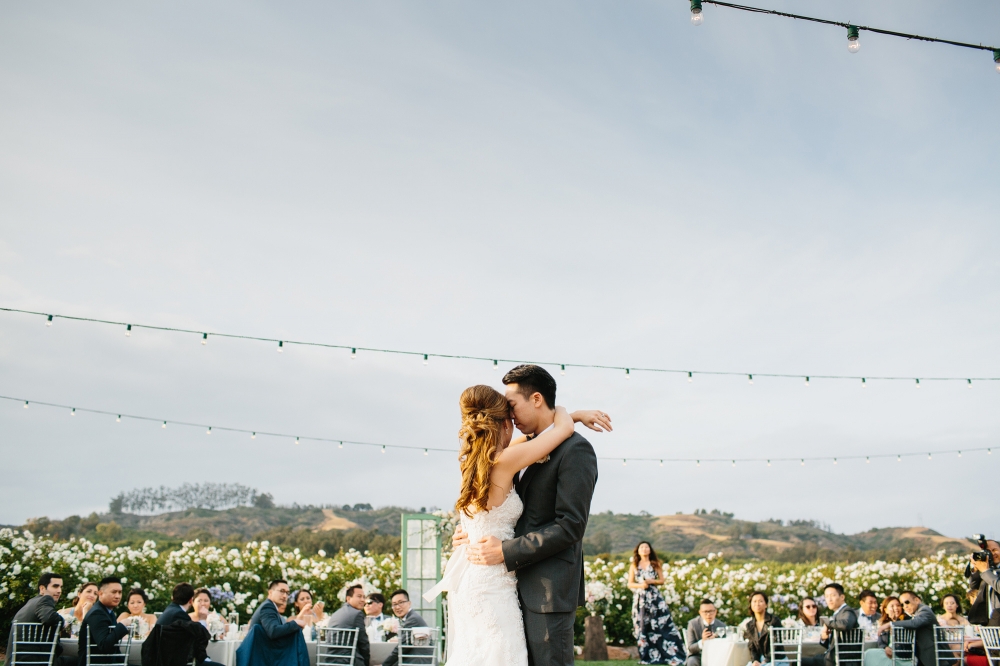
[861,377,867,388]
[207,427,212,435]
[125,324,132,337]
[847,26,860,53]
[338,441,344,449]
[23,401,28,409]
[561,364,566,376]
[748,374,753,385]
[994,50,1000,73]
[381,445,386,454]
[296,437,300,445]
[897,455,901,462]
[350,348,356,359]
[915,378,921,388]
[201,333,208,345]
[690,0,703,26]
[968,379,973,389]
[833,458,837,465]
[251,432,256,439]
[927,453,932,460]
[687,371,693,383]
[622,459,627,466]
[625,368,631,379]
[800,459,805,466]
[277,341,283,352]
[767,460,771,467]
[731,460,736,467]
[989,449,993,455]
[492,360,498,370]
[423,354,429,365]
[804,376,810,387]
[696,460,701,467]
[162,421,167,429]
[424,449,429,456]
[71,408,76,416]
[866,457,870,464]
[958,451,962,458]
[116,415,121,422]
[46,315,53,326]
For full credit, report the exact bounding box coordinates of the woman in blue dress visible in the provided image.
[628,541,687,666]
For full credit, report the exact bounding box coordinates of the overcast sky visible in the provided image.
[1,0,998,539]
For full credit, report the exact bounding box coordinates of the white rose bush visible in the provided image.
[579,551,969,647]
[0,528,400,649]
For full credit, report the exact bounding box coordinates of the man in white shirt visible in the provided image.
[363,593,387,643]
[857,590,880,635]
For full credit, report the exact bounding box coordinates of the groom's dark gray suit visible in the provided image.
[501,430,598,666]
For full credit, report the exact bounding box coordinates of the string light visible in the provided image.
[804,376,810,387]
[748,374,753,385]
[861,378,867,388]
[423,354,429,365]
[277,341,283,352]
[46,315,53,326]
[625,368,631,379]
[296,437,300,445]
[622,459,627,466]
[833,458,837,465]
[659,460,664,467]
[561,364,566,376]
[690,0,704,25]
[847,25,860,53]
[694,1,998,71]
[7,393,996,465]
[424,449,429,456]
[4,307,994,387]
[125,325,132,337]
[731,460,736,467]
[915,378,921,388]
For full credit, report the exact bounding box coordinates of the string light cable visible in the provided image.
[4,393,995,466]
[2,307,997,386]
[686,0,1000,71]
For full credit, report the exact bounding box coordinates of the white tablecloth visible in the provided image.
[703,639,752,666]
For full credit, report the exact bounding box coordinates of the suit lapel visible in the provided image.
[516,464,540,497]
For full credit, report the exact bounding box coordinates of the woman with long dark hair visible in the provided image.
[740,592,780,666]
[628,541,686,666]
[796,598,820,626]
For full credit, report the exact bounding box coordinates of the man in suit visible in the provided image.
[970,540,1000,624]
[857,590,880,635]
[324,584,369,666]
[247,579,311,641]
[380,590,427,666]
[78,577,130,666]
[148,582,222,666]
[802,583,859,666]
[883,591,937,666]
[7,572,74,666]
[462,364,604,666]
[363,593,387,644]
[685,599,726,666]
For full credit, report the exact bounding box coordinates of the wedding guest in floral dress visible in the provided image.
[628,541,687,666]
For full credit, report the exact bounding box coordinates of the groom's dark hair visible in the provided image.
[502,364,556,409]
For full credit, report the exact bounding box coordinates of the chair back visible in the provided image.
[979,626,1000,666]
[398,627,439,666]
[933,625,966,666]
[890,627,916,666]
[84,628,132,666]
[10,622,59,666]
[834,628,866,666]
[316,627,358,666]
[770,627,803,666]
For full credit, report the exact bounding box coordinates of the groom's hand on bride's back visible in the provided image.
[452,527,469,550]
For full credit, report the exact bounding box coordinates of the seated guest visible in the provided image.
[878,591,936,666]
[381,590,427,666]
[937,594,969,627]
[797,598,820,627]
[863,596,908,666]
[857,590,880,634]
[238,580,311,666]
[290,589,325,627]
[189,588,229,638]
[685,599,725,666]
[117,589,157,638]
[78,577,129,666]
[802,583,858,666]
[364,593,388,643]
[7,572,75,666]
[325,585,369,666]
[59,582,99,634]
[146,583,224,666]
[739,592,781,666]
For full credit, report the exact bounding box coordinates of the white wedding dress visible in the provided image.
[425,489,528,666]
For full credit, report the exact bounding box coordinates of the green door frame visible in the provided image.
[400,513,443,634]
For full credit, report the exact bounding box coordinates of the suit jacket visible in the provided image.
[816,604,859,666]
[501,431,599,613]
[380,611,427,666]
[685,617,726,657]
[324,605,369,666]
[146,603,210,665]
[248,600,302,642]
[893,603,937,666]
[79,602,129,666]
[7,594,65,660]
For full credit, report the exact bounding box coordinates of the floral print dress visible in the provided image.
[632,564,687,666]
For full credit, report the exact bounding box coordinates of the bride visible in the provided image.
[426,384,606,666]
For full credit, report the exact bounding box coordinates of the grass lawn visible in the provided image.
[576,662,640,665]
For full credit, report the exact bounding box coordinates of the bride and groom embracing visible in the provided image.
[423,364,612,666]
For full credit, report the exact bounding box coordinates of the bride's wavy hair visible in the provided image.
[455,385,511,517]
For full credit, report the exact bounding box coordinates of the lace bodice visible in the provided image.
[460,489,522,543]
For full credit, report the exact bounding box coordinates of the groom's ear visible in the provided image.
[530,392,546,409]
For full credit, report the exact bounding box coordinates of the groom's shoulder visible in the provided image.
[557,431,595,455]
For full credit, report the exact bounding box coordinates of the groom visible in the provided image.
[458,364,600,666]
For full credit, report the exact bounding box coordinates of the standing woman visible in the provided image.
[740,592,781,666]
[628,541,687,666]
